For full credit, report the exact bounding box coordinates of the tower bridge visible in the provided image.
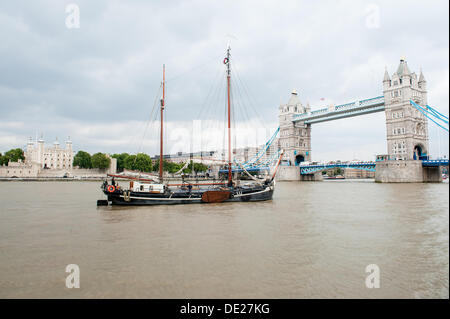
[292,96,385,124]
[275,58,449,182]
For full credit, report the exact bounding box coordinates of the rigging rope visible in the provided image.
[130,83,163,169]
[231,61,268,131]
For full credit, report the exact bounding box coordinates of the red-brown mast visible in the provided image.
[159,64,165,182]
[225,46,232,186]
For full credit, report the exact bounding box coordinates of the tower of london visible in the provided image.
[25,136,74,169]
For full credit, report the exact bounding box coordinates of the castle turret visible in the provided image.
[418,69,426,90]
[396,57,411,77]
[26,137,34,164]
[26,137,34,152]
[37,134,44,166]
[65,137,73,168]
[65,136,72,150]
[383,67,391,90]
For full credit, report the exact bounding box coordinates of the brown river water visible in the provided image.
[0,180,448,298]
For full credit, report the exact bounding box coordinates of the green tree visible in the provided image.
[112,153,129,172]
[123,153,153,172]
[2,148,25,164]
[91,152,111,169]
[73,151,92,168]
[194,162,208,172]
[153,159,181,173]
[152,159,160,172]
[135,153,152,172]
[124,154,137,170]
[167,161,183,174]
[182,161,209,174]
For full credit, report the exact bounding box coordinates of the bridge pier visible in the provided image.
[300,171,323,181]
[276,166,300,181]
[375,160,443,183]
[422,166,443,183]
[276,166,323,181]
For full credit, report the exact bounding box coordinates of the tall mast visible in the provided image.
[159,64,165,182]
[225,46,232,185]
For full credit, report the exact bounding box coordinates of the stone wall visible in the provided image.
[38,168,108,178]
[0,156,117,179]
[0,161,40,178]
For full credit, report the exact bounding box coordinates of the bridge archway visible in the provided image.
[413,144,427,160]
[295,154,305,166]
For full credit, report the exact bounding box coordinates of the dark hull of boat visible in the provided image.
[103,185,274,206]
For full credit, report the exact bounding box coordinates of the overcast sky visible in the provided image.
[0,0,448,161]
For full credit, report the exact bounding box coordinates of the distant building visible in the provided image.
[344,168,375,179]
[0,136,74,177]
[26,136,74,169]
[0,136,116,178]
[153,151,216,164]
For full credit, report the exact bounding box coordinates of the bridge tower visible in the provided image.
[278,90,311,165]
[383,58,429,160]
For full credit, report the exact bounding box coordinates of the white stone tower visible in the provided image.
[65,137,73,169]
[278,90,312,165]
[37,135,45,165]
[26,137,34,163]
[383,58,429,160]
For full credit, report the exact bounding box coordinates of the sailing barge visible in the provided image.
[98,46,283,206]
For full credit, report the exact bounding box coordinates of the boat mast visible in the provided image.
[225,46,232,186]
[160,64,165,183]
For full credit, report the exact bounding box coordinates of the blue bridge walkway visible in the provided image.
[217,159,448,175]
[293,96,385,124]
[300,160,449,174]
[299,162,376,174]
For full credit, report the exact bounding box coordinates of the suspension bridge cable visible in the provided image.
[426,104,449,123]
[410,100,449,133]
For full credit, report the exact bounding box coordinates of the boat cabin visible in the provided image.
[133,182,165,193]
